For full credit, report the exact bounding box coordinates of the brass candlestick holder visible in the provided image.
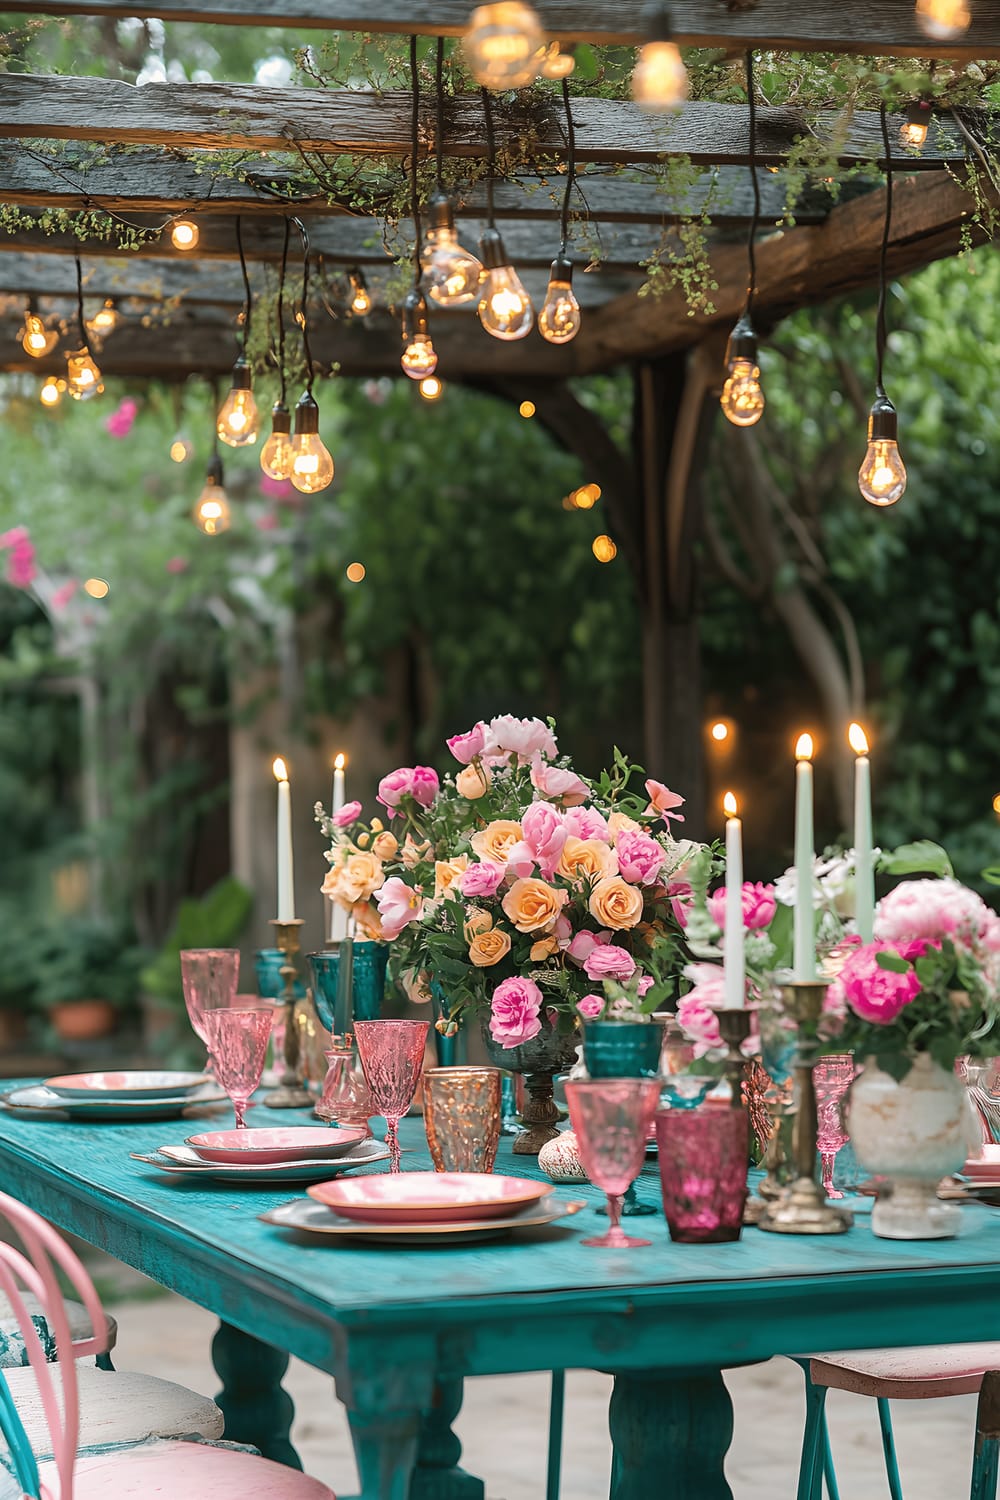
[758,979,852,1235]
[716,1008,754,1107]
[264,918,313,1110]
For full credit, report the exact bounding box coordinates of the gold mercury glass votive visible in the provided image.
[424,1066,502,1173]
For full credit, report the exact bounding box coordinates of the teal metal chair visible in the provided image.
[796,1348,1000,1499]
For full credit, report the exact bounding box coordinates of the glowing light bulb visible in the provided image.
[421,195,483,307]
[400,288,438,379]
[66,349,103,401]
[632,7,688,113]
[346,562,366,583]
[519,400,535,419]
[900,101,932,149]
[993,792,1000,816]
[419,375,444,401]
[260,401,294,480]
[720,316,765,427]
[171,219,199,250]
[85,299,118,337]
[349,269,371,316]
[169,437,193,463]
[859,395,907,507]
[39,376,65,407]
[21,307,57,358]
[915,0,971,39]
[592,534,617,563]
[217,357,259,447]
[477,228,534,341]
[711,721,730,742]
[539,40,575,79]
[193,455,231,535]
[289,391,335,494]
[463,2,544,90]
[539,256,581,345]
[83,577,109,599]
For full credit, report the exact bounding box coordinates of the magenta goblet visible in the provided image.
[815,1054,856,1199]
[201,1006,273,1129]
[354,1019,429,1173]
[564,1078,662,1249]
[180,948,239,1068]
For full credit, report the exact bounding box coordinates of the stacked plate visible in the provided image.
[133,1125,388,1183]
[2,1071,224,1122]
[261,1171,586,1244]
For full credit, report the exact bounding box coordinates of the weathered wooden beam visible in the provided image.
[2,0,1000,60]
[574,171,983,371]
[0,146,827,225]
[0,76,966,169]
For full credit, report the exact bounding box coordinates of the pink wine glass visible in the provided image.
[180,948,239,1069]
[201,1006,273,1129]
[354,1019,429,1172]
[565,1077,662,1249]
[815,1054,856,1199]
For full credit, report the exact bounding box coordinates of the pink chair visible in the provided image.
[0,1191,336,1500]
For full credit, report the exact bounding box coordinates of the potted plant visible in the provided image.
[33,917,145,1042]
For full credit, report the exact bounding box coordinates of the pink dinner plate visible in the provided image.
[186,1126,368,1164]
[46,1070,209,1101]
[962,1145,1000,1180]
[307,1171,554,1224]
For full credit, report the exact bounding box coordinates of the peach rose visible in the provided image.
[557,836,618,885]
[464,907,494,942]
[371,831,399,859]
[469,928,512,967]
[352,901,384,940]
[607,811,642,843]
[589,875,644,930]
[502,877,567,933]
[401,835,431,869]
[471,819,523,866]
[324,850,384,905]
[434,854,470,899]
[456,762,492,799]
[530,935,559,961]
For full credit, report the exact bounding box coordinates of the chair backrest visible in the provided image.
[0,1191,108,1500]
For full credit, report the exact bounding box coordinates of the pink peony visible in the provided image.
[104,398,138,438]
[563,806,610,842]
[483,714,558,764]
[489,975,544,1048]
[615,830,666,886]
[837,940,924,1025]
[447,723,487,765]
[410,766,440,807]
[875,878,997,954]
[706,881,778,933]
[333,800,362,828]
[460,862,505,898]
[521,801,567,878]
[583,944,636,982]
[530,756,589,806]
[676,964,726,1055]
[644,778,686,824]
[637,975,655,997]
[504,840,537,880]
[576,993,605,1020]
[375,876,423,940]
[6,536,36,589]
[566,929,609,965]
[0,527,28,549]
[668,880,693,927]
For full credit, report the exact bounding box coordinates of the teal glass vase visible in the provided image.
[582,1020,663,1080]
[308,942,389,1034]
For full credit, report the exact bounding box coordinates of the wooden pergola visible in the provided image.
[2,0,997,823]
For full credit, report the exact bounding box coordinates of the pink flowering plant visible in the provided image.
[315,714,706,1048]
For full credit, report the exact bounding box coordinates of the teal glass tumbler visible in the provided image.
[582,1020,663,1080]
[351,940,389,1022]
[254,948,305,1002]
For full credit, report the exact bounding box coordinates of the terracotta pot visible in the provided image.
[49,999,117,1042]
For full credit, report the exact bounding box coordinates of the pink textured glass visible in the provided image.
[180,948,240,1066]
[354,1019,429,1172]
[201,1006,273,1129]
[656,1106,749,1243]
[815,1054,856,1199]
[565,1078,661,1249]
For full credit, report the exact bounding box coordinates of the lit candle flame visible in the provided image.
[723,791,738,818]
[272,756,288,782]
[711,721,729,742]
[334,752,347,771]
[848,722,869,756]
[993,793,1000,815]
[795,733,814,761]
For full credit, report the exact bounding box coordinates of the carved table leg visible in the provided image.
[609,1367,734,1500]
[348,1406,423,1500]
[211,1320,301,1468]
[410,1379,484,1500]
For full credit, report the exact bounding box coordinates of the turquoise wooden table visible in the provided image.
[2,1084,1000,1500]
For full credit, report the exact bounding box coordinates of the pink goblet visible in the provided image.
[815,1054,856,1199]
[201,1006,273,1129]
[565,1078,662,1249]
[180,948,240,1068]
[354,1019,429,1173]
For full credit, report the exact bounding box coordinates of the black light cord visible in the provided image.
[745,50,761,317]
[435,36,446,195]
[276,217,290,405]
[74,252,95,361]
[559,78,576,259]
[482,86,497,227]
[876,102,894,399]
[292,216,315,393]
[409,34,423,285]
[236,215,252,349]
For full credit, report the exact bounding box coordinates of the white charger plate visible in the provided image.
[45,1070,209,1101]
[2,1084,226,1123]
[132,1139,390,1183]
[260,1196,586,1245]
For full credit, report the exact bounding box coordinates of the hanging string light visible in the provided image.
[170,219,199,250]
[463,3,544,90]
[422,37,483,307]
[217,217,259,447]
[19,299,58,359]
[632,3,689,112]
[900,100,932,149]
[66,255,103,401]
[859,106,907,508]
[401,35,439,380]
[539,79,582,345]
[193,452,231,536]
[478,88,534,340]
[721,52,765,428]
[419,375,444,401]
[85,298,119,339]
[260,219,295,482]
[539,41,575,79]
[349,268,371,316]
[39,376,65,407]
[289,220,335,494]
[915,0,971,40]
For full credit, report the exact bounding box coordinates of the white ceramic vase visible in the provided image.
[847,1052,981,1239]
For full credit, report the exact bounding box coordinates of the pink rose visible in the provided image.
[637,975,654,997]
[333,800,362,828]
[483,714,558,765]
[668,880,693,927]
[410,766,440,807]
[566,929,609,965]
[504,841,537,880]
[530,756,589,806]
[615,830,666,886]
[838,940,923,1025]
[377,767,413,811]
[521,801,567,878]
[706,881,778,932]
[644,778,685,824]
[460,862,505,899]
[563,806,610,842]
[576,993,605,1020]
[489,975,544,1048]
[447,723,487,765]
[375,876,423,940]
[583,944,637,982]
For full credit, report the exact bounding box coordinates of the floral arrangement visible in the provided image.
[316,714,705,1048]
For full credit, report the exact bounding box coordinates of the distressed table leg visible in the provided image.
[410,1379,484,1500]
[211,1320,301,1469]
[609,1367,733,1500]
[348,1405,423,1500]
[339,1333,441,1500]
